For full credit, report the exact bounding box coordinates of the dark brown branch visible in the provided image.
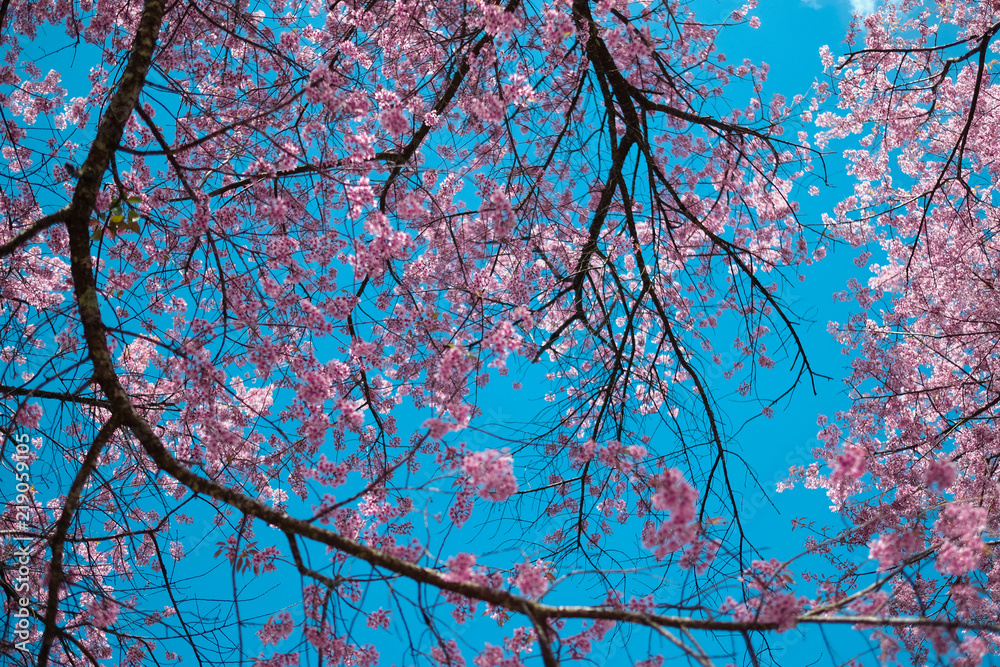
[0,210,67,258]
[37,416,120,667]
[378,0,524,211]
[285,532,345,590]
[134,103,198,200]
[0,385,111,409]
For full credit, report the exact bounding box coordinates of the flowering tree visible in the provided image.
[2,0,998,664]
[796,0,1000,664]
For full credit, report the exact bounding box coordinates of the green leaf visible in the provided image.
[127,196,142,205]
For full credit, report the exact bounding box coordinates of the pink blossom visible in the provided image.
[634,657,664,667]
[956,636,988,667]
[758,593,805,633]
[474,644,505,667]
[89,598,121,629]
[642,468,700,559]
[935,504,987,576]
[253,653,300,667]
[868,534,901,572]
[257,611,294,646]
[296,369,332,405]
[511,559,550,599]
[423,417,456,440]
[444,552,485,585]
[336,397,365,431]
[379,106,409,136]
[832,445,866,483]
[365,608,390,630]
[462,449,518,501]
[924,459,956,490]
[14,402,42,428]
[431,639,466,667]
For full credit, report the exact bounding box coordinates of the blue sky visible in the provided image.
[691,1,884,662]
